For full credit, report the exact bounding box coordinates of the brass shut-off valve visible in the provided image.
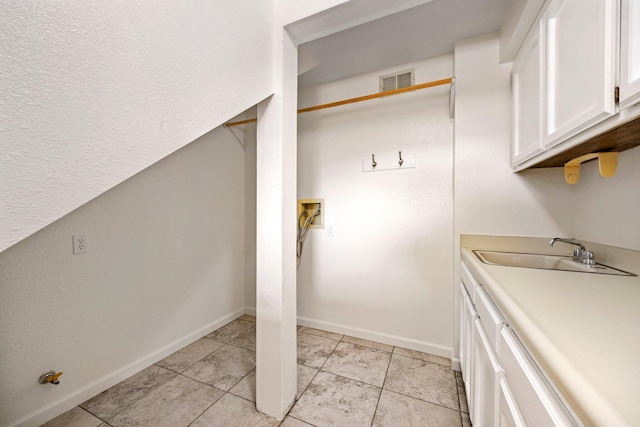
[39,370,63,385]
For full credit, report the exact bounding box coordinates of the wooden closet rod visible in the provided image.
[224,77,453,127]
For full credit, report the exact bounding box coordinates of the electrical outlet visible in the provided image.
[327,224,335,237]
[73,234,87,254]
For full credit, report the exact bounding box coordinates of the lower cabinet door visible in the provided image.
[460,281,477,418]
[498,377,526,427]
[471,318,501,427]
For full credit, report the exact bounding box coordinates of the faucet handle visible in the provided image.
[582,251,595,265]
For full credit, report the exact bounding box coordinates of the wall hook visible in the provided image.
[372,154,377,169]
[39,370,63,385]
[398,151,404,166]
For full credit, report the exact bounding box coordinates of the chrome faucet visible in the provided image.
[549,238,595,266]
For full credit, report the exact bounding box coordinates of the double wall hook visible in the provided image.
[372,154,377,169]
[398,151,404,166]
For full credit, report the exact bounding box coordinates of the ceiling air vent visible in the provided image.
[379,69,415,92]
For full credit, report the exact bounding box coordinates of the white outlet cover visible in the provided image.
[73,234,88,254]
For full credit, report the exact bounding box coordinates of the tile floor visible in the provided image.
[42,315,471,427]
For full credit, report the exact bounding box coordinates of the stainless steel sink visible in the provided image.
[473,250,636,276]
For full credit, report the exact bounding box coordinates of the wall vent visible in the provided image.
[379,69,415,92]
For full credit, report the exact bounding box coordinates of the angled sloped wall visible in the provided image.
[0,0,275,253]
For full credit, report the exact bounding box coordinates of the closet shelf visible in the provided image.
[224,77,454,127]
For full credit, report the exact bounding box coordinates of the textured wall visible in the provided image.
[453,33,573,241]
[0,0,274,253]
[572,145,640,251]
[293,55,455,356]
[0,127,246,426]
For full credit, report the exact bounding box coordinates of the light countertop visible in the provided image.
[460,235,640,427]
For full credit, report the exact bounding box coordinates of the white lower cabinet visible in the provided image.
[459,261,581,427]
[459,280,477,418]
[471,319,501,426]
[499,327,579,426]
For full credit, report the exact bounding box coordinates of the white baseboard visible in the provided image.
[242,308,454,364]
[451,357,461,372]
[13,308,245,427]
[296,316,453,361]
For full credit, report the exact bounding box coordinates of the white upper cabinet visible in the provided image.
[512,20,544,166]
[620,0,640,108]
[542,0,618,147]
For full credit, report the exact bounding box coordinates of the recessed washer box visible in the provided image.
[297,199,324,229]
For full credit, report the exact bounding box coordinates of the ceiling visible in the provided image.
[298,0,509,87]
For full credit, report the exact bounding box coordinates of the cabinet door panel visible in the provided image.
[498,377,526,427]
[471,319,501,427]
[543,0,617,146]
[459,280,477,417]
[620,0,640,108]
[512,20,543,166]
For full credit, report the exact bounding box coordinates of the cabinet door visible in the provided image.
[542,0,617,146]
[471,318,501,427]
[620,0,640,108]
[512,19,544,167]
[498,377,526,427]
[459,281,477,418]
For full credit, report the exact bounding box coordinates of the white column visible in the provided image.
[255,27,298,420]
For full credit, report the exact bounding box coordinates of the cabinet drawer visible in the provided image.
[499,327,579,426]
[461,261,479,302]
[475,286,505,352]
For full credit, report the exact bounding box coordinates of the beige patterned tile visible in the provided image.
[229,326,256,352]
[280,416,314,426]
[462,410,472,427]
[289,371,381,427]
[191,393,275,427]
[156,338,224,373]
[108,375,223,426]
[296,364,318,400]
[229,369,256,402]
[41,406,102,427]
[372,389,462,426]
[342,335,393,352]
[297,332,339,368]
[298,326,343,341]
[229,364,318,403]
[457,374,469,413]
[239,314,256,322]
[81,365,176,420]
[393,347,451,366]
[322,342,391,387]
[206,319,255,343]
[182,345,255,391]
[384,354,459,410]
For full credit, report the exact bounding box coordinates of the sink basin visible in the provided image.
[473,250,636,276]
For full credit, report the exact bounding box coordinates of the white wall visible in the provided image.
[453,34,573,240]
[294,56,455,356]
[244,123,258,313]
[572,145,640,251]
[0,127,246,427]
[0,0,275,253]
